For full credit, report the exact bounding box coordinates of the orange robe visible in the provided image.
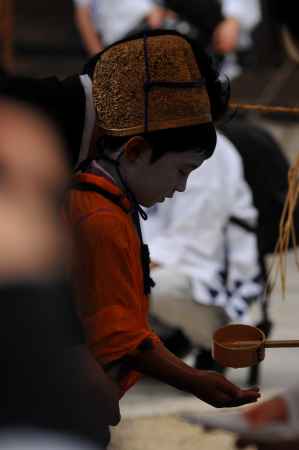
[66,172,160,395]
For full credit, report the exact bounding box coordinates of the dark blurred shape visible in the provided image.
[0,0,14,73]
[220,120,299,255]
[164,0,223,48]
[267,1,299,41]
[14,0,82,57]
[0,75,86,167]
[0,100,120,448]
[268,1,299,65]
[195,347,225,374]
[1,0,83,77]
[149,316,192,359]
[0,428,98,450]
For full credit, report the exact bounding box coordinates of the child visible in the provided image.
[66,30,260,408]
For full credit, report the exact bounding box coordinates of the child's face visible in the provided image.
[123,144,208,207]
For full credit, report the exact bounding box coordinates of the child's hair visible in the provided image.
[96,124,215,163]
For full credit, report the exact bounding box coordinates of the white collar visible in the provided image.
[90,160,116,184]
[76,74,96,169]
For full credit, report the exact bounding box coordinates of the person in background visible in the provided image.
[162,0,261,79]
[73,0,172,56]
[214,0,261,78]
[0,99,120,449]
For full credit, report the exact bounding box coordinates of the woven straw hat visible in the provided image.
[92,32,212,137]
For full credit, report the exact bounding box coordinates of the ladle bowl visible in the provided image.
[213,324,299,368]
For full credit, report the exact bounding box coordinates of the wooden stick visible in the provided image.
[223,339,299,348]
[223,340,263,348]
[265,340,299,348]
[229,102,299,115]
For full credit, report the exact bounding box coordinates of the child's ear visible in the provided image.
[123,136,149,162]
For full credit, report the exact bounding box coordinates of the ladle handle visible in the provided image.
[265,340,299,348]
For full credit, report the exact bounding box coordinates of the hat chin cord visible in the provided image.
[96,146,154,295]
[100,150,148,221]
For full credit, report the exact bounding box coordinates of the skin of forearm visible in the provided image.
[75,7,103,55]
[126,341,200,395]
[122,343,260,408]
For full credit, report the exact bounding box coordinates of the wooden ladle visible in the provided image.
[212,324,299,368]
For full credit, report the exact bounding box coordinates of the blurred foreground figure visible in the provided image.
[0,101,120,449]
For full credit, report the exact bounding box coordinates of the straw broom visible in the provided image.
[267,155,299,297]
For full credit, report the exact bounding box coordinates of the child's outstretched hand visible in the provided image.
[192,370,260,408]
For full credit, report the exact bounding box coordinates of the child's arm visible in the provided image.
[70,213,258,407]
[127,341,260,408]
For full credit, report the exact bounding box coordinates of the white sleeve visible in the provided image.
[221,0,262,31]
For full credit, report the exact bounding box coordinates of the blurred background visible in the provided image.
[7,0,299,160]
[2,1,299,449]
[7,0,299,102]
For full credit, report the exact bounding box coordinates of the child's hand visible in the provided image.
[192,370,260,408]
